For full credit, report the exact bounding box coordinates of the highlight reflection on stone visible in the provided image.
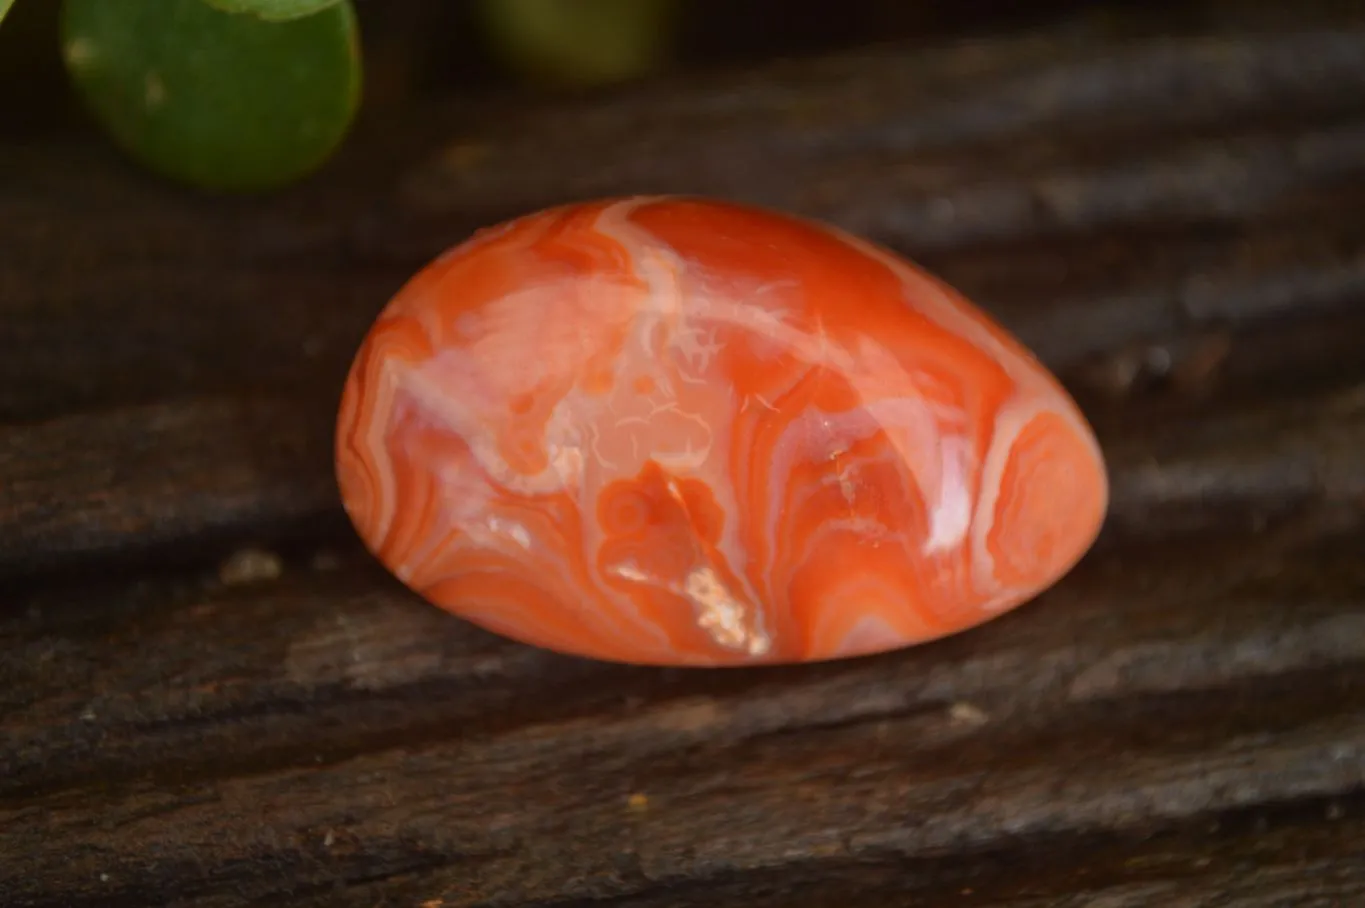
[336,197,1108,666]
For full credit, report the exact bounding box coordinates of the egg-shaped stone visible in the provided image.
[336,196,1108,666]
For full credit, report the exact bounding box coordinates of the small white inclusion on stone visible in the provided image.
[684,566,772,657]
[606,562,772,657]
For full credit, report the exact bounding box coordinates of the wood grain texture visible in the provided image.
[2,9,1364,907]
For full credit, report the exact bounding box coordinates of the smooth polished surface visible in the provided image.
[336,197,1108,665]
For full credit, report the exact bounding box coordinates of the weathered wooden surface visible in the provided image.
[2,12,1365,907]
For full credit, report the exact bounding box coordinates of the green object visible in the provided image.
[201,0,342,22]
[0,0,14,26]
[61,0,361,192]
[479,0,677,88]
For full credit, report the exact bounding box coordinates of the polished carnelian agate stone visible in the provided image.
[336,197,1108,666]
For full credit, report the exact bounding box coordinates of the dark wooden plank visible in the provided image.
[0,395,339,578]
[399,30,1365,240]
[2,512,1362,905]
[3,11,1365,908]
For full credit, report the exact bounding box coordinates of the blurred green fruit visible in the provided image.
[479,0,678,88]
[201,0,343,22]
[61,0,361,191]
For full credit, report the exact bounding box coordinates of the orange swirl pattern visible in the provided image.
[336,197,1108,666]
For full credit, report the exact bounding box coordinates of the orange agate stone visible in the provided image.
[336,197,1108,666]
